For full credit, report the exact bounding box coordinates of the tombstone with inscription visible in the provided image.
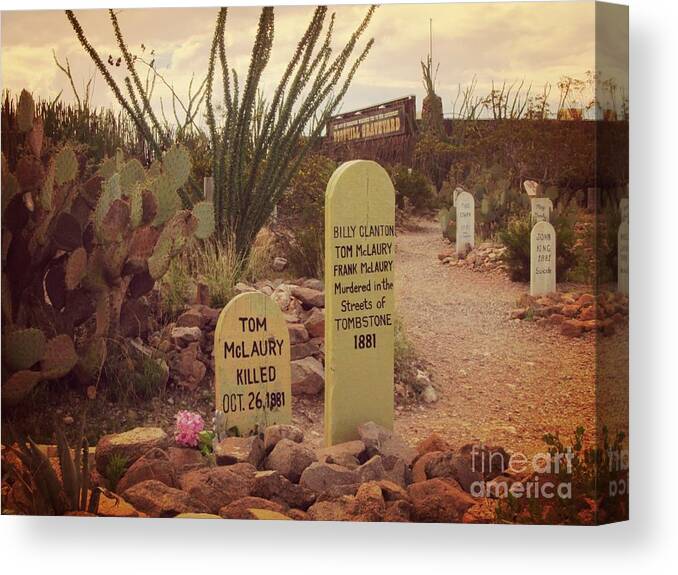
[455,190,475,254]
[530,221,556,296]
[531,197,553,224]
[324,160,395,446]
[214,292,291,437]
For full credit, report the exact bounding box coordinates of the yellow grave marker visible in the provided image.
[324,160,395,446]
[214,292,291,436]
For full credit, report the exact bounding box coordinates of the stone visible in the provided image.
[577,293,595,306]
[531,197,553,224]
[167,447,206,476]
[272,257,288,272]
[347,481,386,521]
[383,499,413,522]
[95,427,169,475]
[299,462,357,494]
[561,319,585,337]
[302,278,324,291]
[263,424,305,452]
[179,464,256,514]
[459,443,510,480]
[510,308,528,320]
[357,421,417,466]
[579,304,597,321]
[214,292,291,437]
[122,480,206,517]
[219,496,287,520]
[171,326,202,346]
[354,454,394,484]
[264,438,317,483]
[407,478,475,523]
[316,440,366,468]
[421,385,439,403]
[287,323,310,344]
[116,447,177,493]
[303,307,325,338]
[307,497,352,521]
[271,284,293,310]
[424,452,482,492]
[291,356,325,395]
[97,490,144,517]
[324,160,395,445]
[290,341,320,361]
[252,470,316,510]
[530,221,556,296]
[412,451,441,483]
[291,286,325,309]
[234,282,257,294]
[176,308,206,330]
[174,343,206,390]
[416,433,452,456]
[215,436,265,468]
[455,190,475,254]
[618,219,629,295]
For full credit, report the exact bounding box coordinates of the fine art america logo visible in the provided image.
[468,444,629,500]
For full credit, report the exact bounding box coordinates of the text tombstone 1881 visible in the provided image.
[324,160,396,446]
[214,291,291,437]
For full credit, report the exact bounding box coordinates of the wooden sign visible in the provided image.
[214,292,291,436]
[530,221,556,296]
[327,97,415,144]
[324,160,395,446]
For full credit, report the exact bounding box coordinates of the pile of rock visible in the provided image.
[438,242,507,274]
[92,423,506,523]
[150,277,326,395]
[509,291,629,338]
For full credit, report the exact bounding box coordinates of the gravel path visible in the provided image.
[391,218,598,456]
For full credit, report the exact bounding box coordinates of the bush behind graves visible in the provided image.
[499,211,576,282]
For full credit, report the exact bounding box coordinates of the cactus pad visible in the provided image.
[151,173,180,226]
[54,146,78,185]
[40,334,78,379]
[53,212,83,251]
[3,370,43,406]
[120,159,145,194]
[100,198,131,243]
[3,328,46,371]
[128,225,160,263]
[191,201,215,240]
[129,184,143,228]
[74,337,107,385]
[16,89,35,133]
[27,117,44,157]
[15,154,45,194]
[65,247,88,290]
[162,143,191,192]
[98,156,117,180]
[94,174,121,236]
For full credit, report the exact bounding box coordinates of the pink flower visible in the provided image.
[174,410,205,447]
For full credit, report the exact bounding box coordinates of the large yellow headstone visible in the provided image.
[214,292,291,437]
[324,160,395,446]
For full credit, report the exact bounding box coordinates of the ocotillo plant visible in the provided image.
[205,6,375,257]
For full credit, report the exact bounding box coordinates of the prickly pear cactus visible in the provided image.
[192,201,216,240]
[54,146,78,186]
[3,328,46,372]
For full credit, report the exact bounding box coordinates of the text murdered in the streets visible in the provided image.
[331,224,394,349]
[214,292,291,436]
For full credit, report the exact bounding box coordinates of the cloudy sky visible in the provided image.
[1,1,628,120]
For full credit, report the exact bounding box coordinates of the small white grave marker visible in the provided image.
[455,190,475,254]
[531,197,553,224]
[530,221,556,296]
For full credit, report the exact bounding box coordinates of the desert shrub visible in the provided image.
[190,238,246,309]
[277,153,335,279]
[394,316,418,390]
[437,206,456,242]
[413,133,457,190]
[499,212,576,282]
[391,164,434,210]
[158,256,194,321]
[495,426,628,525]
